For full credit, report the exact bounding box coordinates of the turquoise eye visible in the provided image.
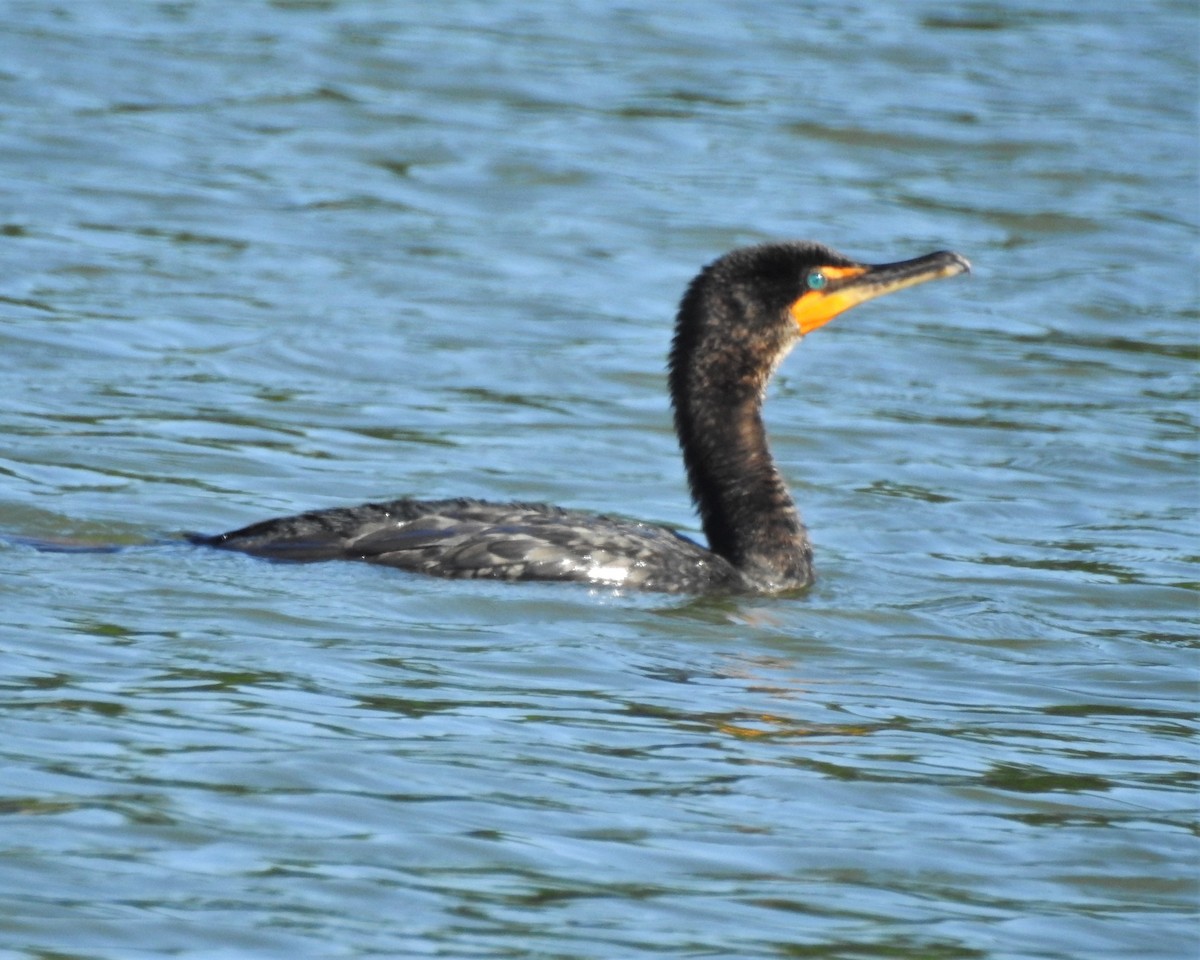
[806,271,827,291]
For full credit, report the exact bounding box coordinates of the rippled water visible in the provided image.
[1,2,1196,958]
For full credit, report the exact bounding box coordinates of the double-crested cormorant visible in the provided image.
[194,241,969,593]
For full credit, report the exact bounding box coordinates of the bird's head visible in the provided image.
[670,240,971,401]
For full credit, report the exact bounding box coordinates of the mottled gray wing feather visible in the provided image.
[199,497,737,591]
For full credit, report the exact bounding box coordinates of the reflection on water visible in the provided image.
[1,1,1196,958]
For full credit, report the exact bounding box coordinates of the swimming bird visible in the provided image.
[193,241,969,593]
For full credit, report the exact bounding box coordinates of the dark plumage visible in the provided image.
[194,241,969,594]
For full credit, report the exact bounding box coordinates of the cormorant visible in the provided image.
[193,241,969,593]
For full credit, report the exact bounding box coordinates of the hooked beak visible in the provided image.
[789,250,971,335]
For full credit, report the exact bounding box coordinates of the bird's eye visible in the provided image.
[806,271,827,291]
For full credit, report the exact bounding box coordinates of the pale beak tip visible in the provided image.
[948,252,972,276]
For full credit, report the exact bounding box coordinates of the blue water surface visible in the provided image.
[0,2,1196,958]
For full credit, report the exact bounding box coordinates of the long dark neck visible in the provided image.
[667,252,820,590]
[672,380,813,590]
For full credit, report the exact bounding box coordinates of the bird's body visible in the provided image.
[196,241,969,594]
[201,498,742,593]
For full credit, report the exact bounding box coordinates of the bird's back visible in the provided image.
[195,497,742,593]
